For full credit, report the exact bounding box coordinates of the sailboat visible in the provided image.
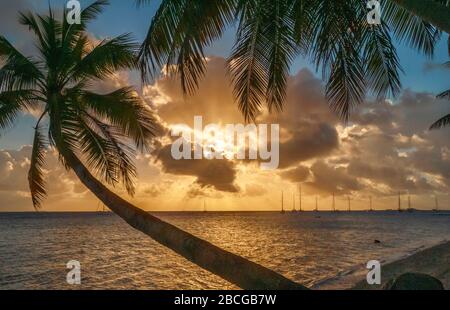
[406,195,415,212]
[292,192,297,212]
[398,192,404,212]
[432,195,439,212]
[315,196,319,212]
[203,200,207,213]
[281,191,285,214]
[332,193,336,212]
[369,196,373,212]
[298,184,303,212]
[347,196,351,212]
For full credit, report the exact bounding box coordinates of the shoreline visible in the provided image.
[313,240,450,290]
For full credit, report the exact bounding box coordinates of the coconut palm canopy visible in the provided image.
[0,0,155,209]
[138,0,450,122]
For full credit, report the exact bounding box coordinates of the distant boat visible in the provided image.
[315,196,319,212]
[292,192,297,212]
[203,200,207,213]
[332,193,336,212]
[281,191,285,214]
[432,195,439,212]
[406,195,414,212]
[398,192,404,212]
[298,184,303,212]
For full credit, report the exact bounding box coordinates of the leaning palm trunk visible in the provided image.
[67,153,307,290]
[0,1,307,291]
[391,0,450,33]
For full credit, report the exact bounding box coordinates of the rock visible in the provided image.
[374,240,381,244]
[383,273,444,290]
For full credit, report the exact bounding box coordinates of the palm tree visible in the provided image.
[138,0,448,122]
[0,1,305,290]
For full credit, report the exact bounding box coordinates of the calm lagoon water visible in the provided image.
[0,211,449,289]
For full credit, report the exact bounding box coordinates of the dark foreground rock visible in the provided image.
[383,273,444,290]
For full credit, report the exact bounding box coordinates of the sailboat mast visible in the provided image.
[281,191,284,212]
[293,192,296,211]
[398,192,401,211]
[315,196,318,211]
[332,193,336,211]
[347,196,351,212]
[369,196,373,211]
[435,195,439,211]
[299,184,302,211]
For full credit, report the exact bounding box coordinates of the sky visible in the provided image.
[0,0,449,212]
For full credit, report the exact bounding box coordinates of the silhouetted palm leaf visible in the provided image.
[383,0,441,57]
[430,114,450,129]
[28,126,47,209]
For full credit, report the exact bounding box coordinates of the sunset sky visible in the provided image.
[1,0,449,212]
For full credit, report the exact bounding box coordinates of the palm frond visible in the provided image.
[437,88,450,99]
[68,34,138,83]
[362,23,403,99]
[19,12,47,52]
[265,0,298,113]
[228,0,270,122]
[28,126,47,209]
[62,0,109,48]
[0,36,44,91]
[47,98,81,168]
[291,0,317,52]
[430,114,450,129]
[383,0,441,57]
[83,114,137,195]
[138,0,236,93]
[76,115,119,186]
[0,90,40,130]
[76,87,156,152]
[308,1,366,121]
[326,44,366,122]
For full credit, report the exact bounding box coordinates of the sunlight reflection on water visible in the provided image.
[0,211,449,289]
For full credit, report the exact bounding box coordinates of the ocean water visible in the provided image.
[0,211,449,290]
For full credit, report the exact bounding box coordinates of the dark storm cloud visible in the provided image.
[304,161,362,195]
[277,122,339,168]
[156,144,239,193]
[279,165,310,183]
[261,69,340,168]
